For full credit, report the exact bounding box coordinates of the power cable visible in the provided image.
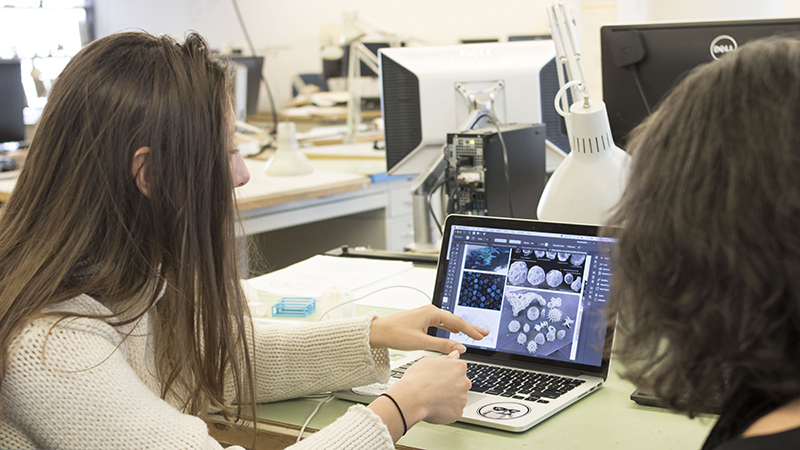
[473,114,515,218]
[295,285,433,442]
[629,65,651,115]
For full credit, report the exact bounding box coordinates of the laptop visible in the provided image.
[335,214,617,432]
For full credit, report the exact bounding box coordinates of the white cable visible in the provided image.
[297,285,432,441]
[316,285,433,321]
[296,394,333,443]
[554,80,583,118]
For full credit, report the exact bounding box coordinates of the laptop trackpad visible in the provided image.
[466,392,485,408]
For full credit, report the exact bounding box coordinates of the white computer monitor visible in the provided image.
[379,40,569,175]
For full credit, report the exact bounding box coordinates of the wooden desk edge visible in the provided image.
[248,111,382,123]
[237,175,371,211]
[2,176,373,209]
[236,177,371,211]
[204,413,420,450]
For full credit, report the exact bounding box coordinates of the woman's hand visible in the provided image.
[366,305,489,440]
[368,350,470,441]
[369,304,490,354]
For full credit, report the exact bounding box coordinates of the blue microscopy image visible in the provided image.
[458,271,505,310]
[463,245,512,274]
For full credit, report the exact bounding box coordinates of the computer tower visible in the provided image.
[445,123,546,219]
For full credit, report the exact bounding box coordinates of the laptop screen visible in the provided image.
[430,215,615,374]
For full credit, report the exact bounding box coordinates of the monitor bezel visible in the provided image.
[601,17,800,149]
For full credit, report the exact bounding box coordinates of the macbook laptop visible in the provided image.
[335,214,617,432]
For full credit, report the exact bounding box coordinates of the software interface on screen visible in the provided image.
[436,224,614,368]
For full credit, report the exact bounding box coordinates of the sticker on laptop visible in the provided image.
[478,402,531,420]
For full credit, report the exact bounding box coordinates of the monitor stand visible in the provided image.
[407,150,446,253]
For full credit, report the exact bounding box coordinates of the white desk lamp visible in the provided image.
[264,121,313,176]
[340,12,402,144]
[537,1,630,225]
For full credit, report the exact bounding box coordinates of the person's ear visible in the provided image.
[131,147,151,197]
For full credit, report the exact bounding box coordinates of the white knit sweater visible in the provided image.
[0,295,394,449]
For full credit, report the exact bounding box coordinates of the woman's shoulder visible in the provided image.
[4,294,143,384]
[9,294,124,356]
[44,294,114,316]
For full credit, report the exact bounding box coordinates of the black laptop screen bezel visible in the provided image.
[427,214,615,379]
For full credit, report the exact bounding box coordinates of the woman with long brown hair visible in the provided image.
[0,31,488,449]
[608,36,800,449]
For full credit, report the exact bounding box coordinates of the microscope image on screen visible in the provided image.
[506,248,586,293]
[497,288,579,361]
[448,242,590,360]
[462,244,512,275]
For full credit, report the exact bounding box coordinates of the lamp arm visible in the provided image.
[291,73,310,95]
[547,1,588,102]
[560,3,589,99]
[352,41,380,75]
[348,12,405,47]
[547,6,572,136]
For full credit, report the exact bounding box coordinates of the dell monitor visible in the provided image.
[0,60,26,144]
[601,18,800,149]
[379,41,569,176]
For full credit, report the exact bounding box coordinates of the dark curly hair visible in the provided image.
[606,36,800,417]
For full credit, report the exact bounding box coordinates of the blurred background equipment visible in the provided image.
[0,60,26,146]
[228,55,265,120]
[339,12,404,143]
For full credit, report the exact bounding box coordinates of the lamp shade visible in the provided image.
[265,122,313,176]
[537,99,629,225]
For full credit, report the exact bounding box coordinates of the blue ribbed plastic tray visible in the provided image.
[271,297,316,317]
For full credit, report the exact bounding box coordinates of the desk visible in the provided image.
[236,157,415,253]
[0,149,417,256]
[208,260,717,450]
[208,369,715,450]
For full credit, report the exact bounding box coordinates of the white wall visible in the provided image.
[95,0,797,111]
[644,0,783,22]
[95,0,558,110]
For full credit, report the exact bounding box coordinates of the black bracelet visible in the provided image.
[379,393,408,436]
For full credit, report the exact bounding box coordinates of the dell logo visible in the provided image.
[710,35,738,60]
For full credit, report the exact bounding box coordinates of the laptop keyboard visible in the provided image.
[391,358,586,404]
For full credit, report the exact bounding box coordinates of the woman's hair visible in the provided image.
[606,36,800,416]
[0,32,253,416]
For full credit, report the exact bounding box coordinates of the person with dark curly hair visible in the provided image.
[607,35,800,450]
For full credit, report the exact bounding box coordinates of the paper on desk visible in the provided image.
[282,105,348,117]
[246,255,413,298]
[295,124,369,141]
